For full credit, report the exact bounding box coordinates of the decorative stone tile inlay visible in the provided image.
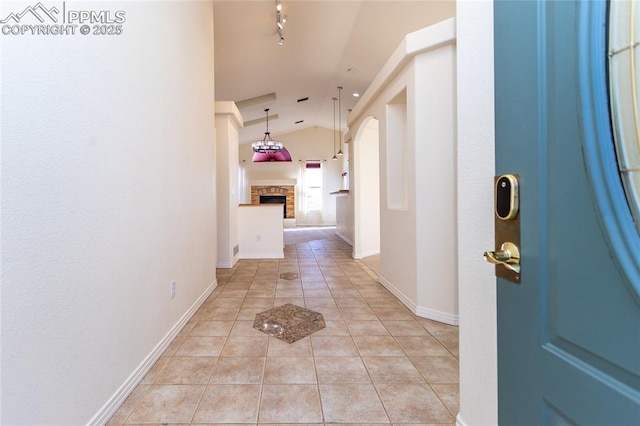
[253,304,325,343]
[279,272,299,280]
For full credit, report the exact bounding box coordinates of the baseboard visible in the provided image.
[357,249,380,259]
[239,252,284,259]
[377,275,418,313]
[377,275,459,326]
[415,305,459,326]
[217,254,240,269]
[335,231,353,246]
[88,280,217,425]
[456,413,468,426]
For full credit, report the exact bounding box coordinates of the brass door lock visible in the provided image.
[485,174,521,283]
[484,242,520,274]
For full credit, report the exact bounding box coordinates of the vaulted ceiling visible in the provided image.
[213,0,456,144]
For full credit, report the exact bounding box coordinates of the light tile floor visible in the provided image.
[108,227,459,425]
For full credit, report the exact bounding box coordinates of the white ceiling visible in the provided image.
[213,0,456,144]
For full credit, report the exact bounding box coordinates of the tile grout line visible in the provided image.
[109,231,458,424]
[303,253,328,425]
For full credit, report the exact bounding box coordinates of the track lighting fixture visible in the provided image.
[275,1,287,45]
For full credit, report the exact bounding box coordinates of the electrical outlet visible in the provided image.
[170,281,176,299]
[256,234,261,242]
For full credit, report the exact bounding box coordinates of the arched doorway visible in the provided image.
[352,116,380,259]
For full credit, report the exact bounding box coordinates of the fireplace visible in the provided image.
[260,195,286,218]
[251,185,295,219]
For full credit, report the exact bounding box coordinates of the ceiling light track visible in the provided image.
[275,0,287,45]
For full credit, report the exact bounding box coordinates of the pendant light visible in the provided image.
[337,86,344,156]
[332,97,338,160]
[252,108,283,153]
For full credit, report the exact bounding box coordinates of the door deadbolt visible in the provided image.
[485,174,521,283]
[495,174,519,220]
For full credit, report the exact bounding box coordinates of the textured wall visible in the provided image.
[216,102,242,268]
[347,20,458,324]
[456,1,498,424]
[0,2,216,423]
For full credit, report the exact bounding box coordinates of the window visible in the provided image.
[304,162,323,212]
[609,0,640,232]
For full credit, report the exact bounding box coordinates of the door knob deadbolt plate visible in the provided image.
[485,174,521,283]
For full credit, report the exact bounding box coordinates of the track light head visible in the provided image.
[275,2,287,45]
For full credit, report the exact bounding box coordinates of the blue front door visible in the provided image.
[494,1,640,423]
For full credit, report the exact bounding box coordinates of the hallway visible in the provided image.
[108,227,459,424]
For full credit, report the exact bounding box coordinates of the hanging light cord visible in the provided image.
[332,97,338,160]
[337,86,344,156]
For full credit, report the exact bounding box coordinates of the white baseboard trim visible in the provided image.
[377,275,459,326]
[239,253,284,259]
[357,249,380,259]
[456,413,468,426]
[216,255,240,269]
[415,305,459,326]
[88,280,217,425]
[377,275,418,313]
[335,231,353,246]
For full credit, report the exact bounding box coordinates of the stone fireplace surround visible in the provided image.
[250,185,295,219]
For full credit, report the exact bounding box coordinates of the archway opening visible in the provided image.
[353,116,380,259]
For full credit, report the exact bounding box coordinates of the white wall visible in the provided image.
[239,126,342,225]
[350,66,418,304]
[0,2,216,424]
[215,102,242,268]
[414,44,458,323]
[456,1,498,424]
[335,194,352,244]
[237,205,284,259]
[353,118,380,259]
[348,20,458,325]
